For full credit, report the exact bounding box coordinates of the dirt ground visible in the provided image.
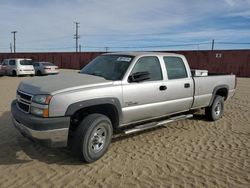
[0,70,249,188]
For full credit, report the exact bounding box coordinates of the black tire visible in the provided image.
[205,95,224,121]
[12,70,17,76]
[71,113,113,163]
[37,70,42,76]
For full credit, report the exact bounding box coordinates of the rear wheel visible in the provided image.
[205,95,224,121]
[37,70,42,76]
[71,113,113,163]
[12,70,17,76]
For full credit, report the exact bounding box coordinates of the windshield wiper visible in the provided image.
[81,72,108,80]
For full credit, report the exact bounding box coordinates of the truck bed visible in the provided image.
[191,74,236,109]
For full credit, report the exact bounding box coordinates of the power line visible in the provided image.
[81,31,182,37]
[17,46,74,51]
[74,22,80,52]
[216,42,250,45]
[18,34,72,44]
[2,41,249,52]
[83,42,211,49]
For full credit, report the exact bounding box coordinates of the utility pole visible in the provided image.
[212,39,214,51]
[79,44,81,52]
[11,31,17,53]
[74,22,80,52]
[105,47,109,52]
[10,43,13,53]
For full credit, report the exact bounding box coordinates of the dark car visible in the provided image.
[0,63,6,76]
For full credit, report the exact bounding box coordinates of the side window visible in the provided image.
[9,60,16,66]
[2,60,8,65]
[131,56,162,81]
[164,57,188,79]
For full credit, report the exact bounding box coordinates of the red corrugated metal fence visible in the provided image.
[0,50,249,77]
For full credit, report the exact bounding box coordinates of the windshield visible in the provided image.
[20,60,33,65]
[79,55,134,80]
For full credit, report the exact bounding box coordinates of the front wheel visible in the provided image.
[71,113,113,163]
[205,95,224,121]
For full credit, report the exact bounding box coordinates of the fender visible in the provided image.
[209,85,229,106]
[65,97,123,124]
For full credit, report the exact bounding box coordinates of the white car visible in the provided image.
[33,62,59,76]
[2,58,35,76]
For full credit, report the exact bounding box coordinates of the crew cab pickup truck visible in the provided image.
[11,52,236,163]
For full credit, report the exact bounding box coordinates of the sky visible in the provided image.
[0,0,250,52]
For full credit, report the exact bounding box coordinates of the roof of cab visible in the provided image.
[104,51,182,57]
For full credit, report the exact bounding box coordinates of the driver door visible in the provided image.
[122,56,167,124]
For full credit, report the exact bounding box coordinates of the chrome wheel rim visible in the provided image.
[215,102,222,116]
[89,125,107,153]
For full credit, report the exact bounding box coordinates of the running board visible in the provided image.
[124,114,193,135]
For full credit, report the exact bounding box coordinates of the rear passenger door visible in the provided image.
[4,60,11,75]
[122,56,167,124]
[7,59,16,75]
[162,56,194,114]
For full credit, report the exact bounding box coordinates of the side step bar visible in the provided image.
[124,114,193,135]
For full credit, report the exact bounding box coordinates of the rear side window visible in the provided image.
[9,60,16,66]
[20,60,33,65]
[2,60,8,65]
[33,63,40,67]
[131,56,162,81]
[42,62,54,66]
[164,57,188,79]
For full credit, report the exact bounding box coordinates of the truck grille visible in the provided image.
[16,90,33,113]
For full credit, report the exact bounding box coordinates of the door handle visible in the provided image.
[184,83,190,88]
[159,85,167,91]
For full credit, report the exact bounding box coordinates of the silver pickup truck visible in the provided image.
[11,52,236,163]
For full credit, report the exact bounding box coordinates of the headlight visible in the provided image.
[30,107,49,117]
[32,95,52,104]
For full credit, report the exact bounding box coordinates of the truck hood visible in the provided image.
[18,73,112,95]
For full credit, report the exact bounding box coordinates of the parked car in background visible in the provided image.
[2,58,35,76]
[33,62,59,76]
[0,63,7,76]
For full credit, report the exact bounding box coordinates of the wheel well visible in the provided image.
[69,104,119,132]
[215,88,228,100]
[12,70,17,76]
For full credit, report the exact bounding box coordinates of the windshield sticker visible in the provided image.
[116,57,132,62]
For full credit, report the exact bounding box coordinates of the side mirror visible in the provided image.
[128,71,150,83]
